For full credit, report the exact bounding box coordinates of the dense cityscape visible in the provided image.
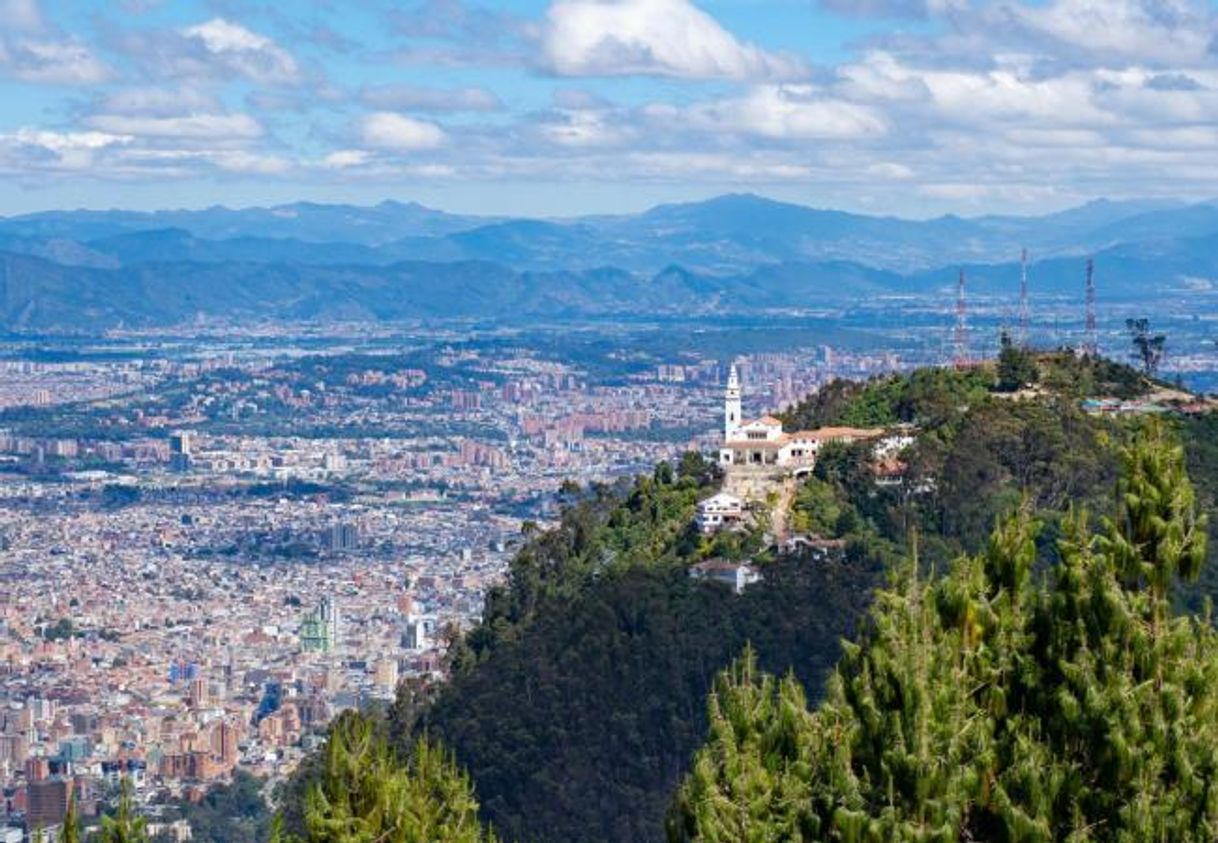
[0,313,912,832]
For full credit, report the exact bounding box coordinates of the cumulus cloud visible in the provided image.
[1013,0,1215,66]
[361,112,447,151]
[538,108,633,148]
[323,149,372,169]
[0,128,131,173]
[181,18,300,83]
[683,85,889,140]
[543,0,806,80]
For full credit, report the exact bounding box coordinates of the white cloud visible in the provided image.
[323,149,372,169]
[1,128,132,172]
[13,128,130,151]
[540,108,631,147]
[209,150,290,174]
[679,85,888,140]
[866,161,915,179]
[98,86,221,117]
[543,0,806,80]
[86,112,263,141]
[0,38,109,84]
[1014,0,1215,65]
[181,18,299,83]
[361,112,447,151]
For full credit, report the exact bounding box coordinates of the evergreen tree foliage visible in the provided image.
[995,332,1037,392]
[297,710,496,843]
[61,789,81,843]
[99,778,148,843]
[174,770,272,843]
[672,420,1217,842]
[666,646,821,842]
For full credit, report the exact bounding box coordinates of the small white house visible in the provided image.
[688,560,762,594]
[695,492,746,533]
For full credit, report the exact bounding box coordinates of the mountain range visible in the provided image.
[1,194,1215,330]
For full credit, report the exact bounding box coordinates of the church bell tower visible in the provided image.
[724,363,742,441]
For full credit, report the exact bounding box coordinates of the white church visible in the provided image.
[718,364,885,472]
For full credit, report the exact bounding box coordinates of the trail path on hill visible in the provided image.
[770,477,797,543]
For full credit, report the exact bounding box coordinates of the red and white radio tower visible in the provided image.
[953,269,969,368]
[1018,248,1030,347]
[1084,258,1097,356]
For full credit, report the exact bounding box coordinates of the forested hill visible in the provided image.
[271,353,1218,843]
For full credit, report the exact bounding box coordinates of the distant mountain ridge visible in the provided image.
[2,193,1214,274]
[1,193,1216,330]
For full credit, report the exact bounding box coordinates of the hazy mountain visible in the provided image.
[7,194,1218,276]
[2,193,1217,331]
[87,229,386,267]
[0,251,909,331]
[0,200,495,246]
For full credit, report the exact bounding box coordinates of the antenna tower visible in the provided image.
[1018,248,1030,347]
[953,269,969,368]
[1084,258,1097,356]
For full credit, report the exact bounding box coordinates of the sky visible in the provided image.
[2,0,1218,218]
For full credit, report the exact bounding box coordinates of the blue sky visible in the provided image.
[2,0,1218,217]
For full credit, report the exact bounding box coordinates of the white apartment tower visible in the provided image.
[724,363,742,440]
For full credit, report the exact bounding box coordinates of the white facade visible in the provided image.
[695,492,746,533]
[724,364,742,440]
[689,560,762,594]
[717,369,882,470]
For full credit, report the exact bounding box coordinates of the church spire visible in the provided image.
[724,363,742,441]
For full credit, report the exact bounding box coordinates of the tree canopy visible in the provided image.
[287,710,497,843]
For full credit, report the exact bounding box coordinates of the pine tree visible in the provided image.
[301,710,496,843]
[99,778,148,843]
[62,789,81,843]
[666,645,820,842]
[672,421,1217,842]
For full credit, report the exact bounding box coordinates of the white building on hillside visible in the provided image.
[688,560,762,594]
[718,364,883,471]
[695,492,746,533]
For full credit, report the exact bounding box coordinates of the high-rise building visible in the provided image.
[210,722,241,767]
[169,431,193,472]
[26,779,68,830]
[322,524,358,553]
[300,597,339,653]
[169,431,193,456]
[188,678,208,709]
